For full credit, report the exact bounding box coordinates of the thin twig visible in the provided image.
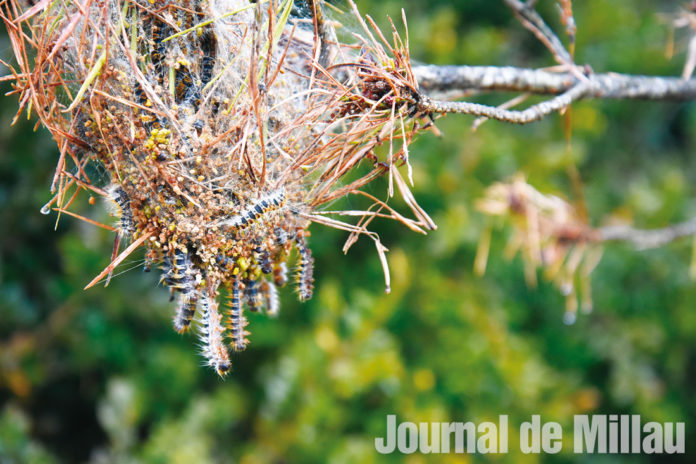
[84,231,154,290]
[472,93,530,130]
[599,218,696,249]
[503,0,572,65]
[417,82,587,124]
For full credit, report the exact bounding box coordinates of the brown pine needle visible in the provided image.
[84,231,154,290]
[52,207,117,231]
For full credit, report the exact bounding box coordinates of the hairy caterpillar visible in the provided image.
[162,247,200,321]
[261,280,280,317]
[273,261,288,287]
[199,32,216,85]
[219,188,286,230]
[274,226,288,246]
[295,236,314,301]
[108,185,134,237]
[226,277,249,352]
[173,289,198,334]
[244,278,263,311]
[149,20,168,83]
[260,252,273,274]
[162,249,195,291]
[216,254,234,271]
[175,65,195,104]
[198,294,231,377]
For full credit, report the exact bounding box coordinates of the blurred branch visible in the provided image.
[556,0,577,45]
[503,0,573,65]
[599,218,696,249]
[477,178,696,314]
[413,65,696,101]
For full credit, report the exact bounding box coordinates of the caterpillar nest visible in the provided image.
[3,0,436,376]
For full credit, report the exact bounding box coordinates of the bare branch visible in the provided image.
[417,83,587,124]
[684,34,696,79]
[556,0,577,44]
[472,93,530,130]
[599,219,696,250]
[413,65,696,101]
[413,2,696,124]
[503,0,572,65]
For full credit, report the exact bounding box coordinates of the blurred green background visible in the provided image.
[1,0,695,462]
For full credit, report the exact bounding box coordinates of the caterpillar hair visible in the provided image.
[108,185,134,237]
[273,261,288,287]
[198,293,231,377]
[260,252,273,274]
[274,226,288,246]
[261,280,280,317]
[226,276,249,352]
[215,254,234,271]
[295,236,314,302]
[173,287,199,334]
[244,278,263,312]
[162,248,195,293]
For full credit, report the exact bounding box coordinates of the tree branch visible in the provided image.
[413,65,696,101]
[417,82,587,124]
[599,218,696,249]
[503,0,573,65]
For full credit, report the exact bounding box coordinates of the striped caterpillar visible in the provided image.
[273,261,288,287]
[215,254,234,271]
[226,277,249,352]
[148,19,168,84]
[295,236,314,301]
[261,280,280,317]
[219,188,286,230]
[198,294,231,377]
[162,249,195,291]
[108,185,134,237]
[244,278,263,312]
[173,290,198,334]
[251,246,274,275]
[260,252,273,274]
[274,226,288,246]
[163,248,199,332]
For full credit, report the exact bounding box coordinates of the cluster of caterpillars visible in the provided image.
[9,0,428,378]
[109,183,315,376]
[169,234,314,376]
[86,0,319,376]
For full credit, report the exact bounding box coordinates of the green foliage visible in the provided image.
[1,1,695,462]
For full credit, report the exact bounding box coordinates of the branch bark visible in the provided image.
[413,65,696,101]
[599,219,696,249]
[417,82,587,124]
